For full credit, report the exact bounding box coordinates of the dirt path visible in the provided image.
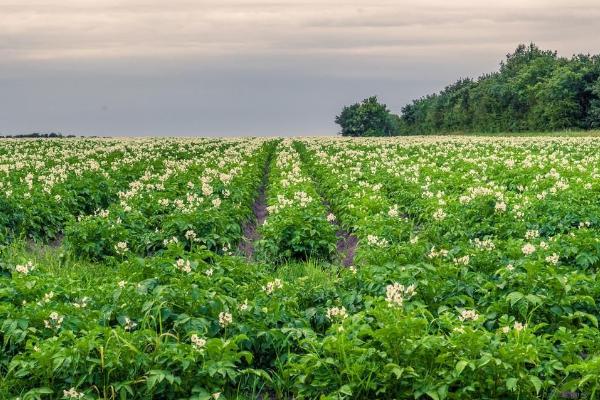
[238,153,271,260]
[322,200,358,267]
[292,141,359,267]
[336,227,358,267]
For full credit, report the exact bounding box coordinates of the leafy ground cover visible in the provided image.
[1,136,600,399]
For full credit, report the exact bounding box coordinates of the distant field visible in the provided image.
[2,136,600,399]
[434,130,600,137]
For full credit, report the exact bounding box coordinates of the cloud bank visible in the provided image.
[1,0,599,136]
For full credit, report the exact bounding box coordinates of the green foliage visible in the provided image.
[3,137,600,399]
[335,96,401,137]
[256,142,336,262]
[397,43,600,134]
[63,139,274,260]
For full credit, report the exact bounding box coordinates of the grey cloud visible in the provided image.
[1,0,599,136]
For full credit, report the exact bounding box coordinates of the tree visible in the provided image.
[396,43,600,134]
[588,78,600,128]
[335,96,399,137]
[533,64,585,130]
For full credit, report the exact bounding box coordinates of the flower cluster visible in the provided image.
[453,255,470,266]
[190,334,207,350]
[114,241,129,255]
[123,317,137,331]
[15,261,35,274]
[174,258,193,273]
[471,238,495,251]
[428,246,449,259]
[501,321,527,334]
[522,243,536,256]
[326,306,348,321]
[263,278,283,295]
[367,235,389,248]
[44,311,64,330]
[385,283,417,307]
[432,208,447,221]
[63,388,84,399]
[545,253,560,265]
[218,312,233,328]
[458,309,480,322]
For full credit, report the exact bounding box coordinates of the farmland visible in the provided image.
[1,136,600,399]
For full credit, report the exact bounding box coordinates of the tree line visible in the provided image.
[336,43,600,136]
[0,132,80,139]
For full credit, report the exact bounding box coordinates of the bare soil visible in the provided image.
[238,158,270,260]
[336,228,358,267]
[322,199,358,267]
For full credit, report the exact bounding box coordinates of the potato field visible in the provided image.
[1,136,600,399]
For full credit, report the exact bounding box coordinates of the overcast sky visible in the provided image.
[1,0,600,136]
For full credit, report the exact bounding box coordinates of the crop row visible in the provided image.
[3,136,600,399]
[256,140,336,262]
[288,137,600,397]
[64,139,275,260]
[296,139,405,264]
[298,137,600,266]
[0,139,230,243]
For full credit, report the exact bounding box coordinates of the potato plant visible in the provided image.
[256,140,336,262]
[2,136,600,399]
[64,139,274,260]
